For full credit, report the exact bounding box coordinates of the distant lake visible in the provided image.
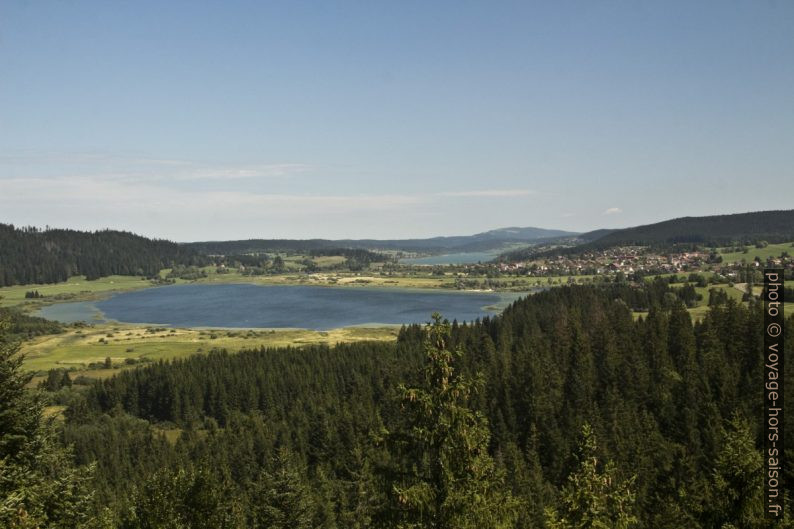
[38,284,526,330]
[400,251,500,265]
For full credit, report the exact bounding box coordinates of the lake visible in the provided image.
[400,251,501,265]
[37,284,526,330]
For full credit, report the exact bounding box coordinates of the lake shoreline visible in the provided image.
[2,271,539,315]
[36,283,531,331]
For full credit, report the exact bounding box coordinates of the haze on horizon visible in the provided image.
[1,1,792,242]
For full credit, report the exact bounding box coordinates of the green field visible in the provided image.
[645,271,719,281]
[202,268,459,289]
[687,283,746,320]
[0,275,157,309]
[21,323,399,376]
[8,266,790,377]
[310,255,347,267]
[717,241,793,264]
[632,280,794,321]
[631,282,747,321]
[4,266,529,379]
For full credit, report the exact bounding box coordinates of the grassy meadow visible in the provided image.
[7,254,791,380]
[22,323,399,377]
[717,241,793,264]
[0,275,157,308]
[687,283,746,320]
[632,281,746,321]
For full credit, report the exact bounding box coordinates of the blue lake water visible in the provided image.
[38,284,525,330]
[400,251,501,265]
[35,301,106,324]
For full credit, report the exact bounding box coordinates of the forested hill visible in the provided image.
[51,281,793,528]
[0,224,207,286]
[586,209,794,248]
[501,209,794,261]
[183,226,577,254]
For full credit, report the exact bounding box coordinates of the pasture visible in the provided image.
[21,323,398,376]
[0,275,155,308]
[717,241,793,264]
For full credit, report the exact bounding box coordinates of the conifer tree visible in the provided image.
[381,313,518,529]
[119,464,243,529]
[545,423,638,529]
[699,416,792,529]
[251,449,315,529]
[0,321,96,528]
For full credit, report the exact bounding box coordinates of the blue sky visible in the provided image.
[1,1,792,241]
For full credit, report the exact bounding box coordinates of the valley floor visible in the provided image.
[6,268,793,380]
[23,322,399,381]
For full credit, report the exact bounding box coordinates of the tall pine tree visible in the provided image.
[545,423,638,529]
[380,313,518,529]
[0,320,96,528]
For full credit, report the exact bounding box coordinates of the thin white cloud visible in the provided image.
[438,189,535,198]
[0,154,546,239]
[168,163,312,181]
[0,175,444,239]
[0,175,535,220]
[0,177,426,215]
[0,151,311,183]
[603,207,622,215]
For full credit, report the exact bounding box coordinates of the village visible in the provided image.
[493,244,794,280]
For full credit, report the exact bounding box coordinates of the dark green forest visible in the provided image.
[581,210,794,249]
[183,239,365,255]
[2,283,792,527]
[0,224,395,287]
[502,210,794,261]
[0,224,208,286]
[0,307,64,339]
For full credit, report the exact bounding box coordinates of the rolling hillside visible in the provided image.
[184,226,579,254]
[0,224,207,287]
[499,209,794,261]
[585,209,794,248]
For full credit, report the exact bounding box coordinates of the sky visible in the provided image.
[1,1,792,241]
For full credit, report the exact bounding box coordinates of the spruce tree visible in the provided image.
[545,423,638,529]
[0,321,96,528]
[120,464,243,529]
[699,416,792,529]
[381,313,518,529]
[251,449,315,529]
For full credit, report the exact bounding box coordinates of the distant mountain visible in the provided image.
[465,226,577,242]
[499,209,794,262]
[498,210,794,262]
[583,210,794,248]
[185,226,579,255]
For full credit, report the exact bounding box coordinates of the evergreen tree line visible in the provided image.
[507,209,794,261]
[307,248,386,263]
[0,321,96,528]
[0,224,208,286]
[183,239,353,255]
[581,209,794,249]
[45,283,793,528]
[0,307,64,339]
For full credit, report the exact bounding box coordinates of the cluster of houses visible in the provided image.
[496,245,794,278]
[497,246,711,276]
